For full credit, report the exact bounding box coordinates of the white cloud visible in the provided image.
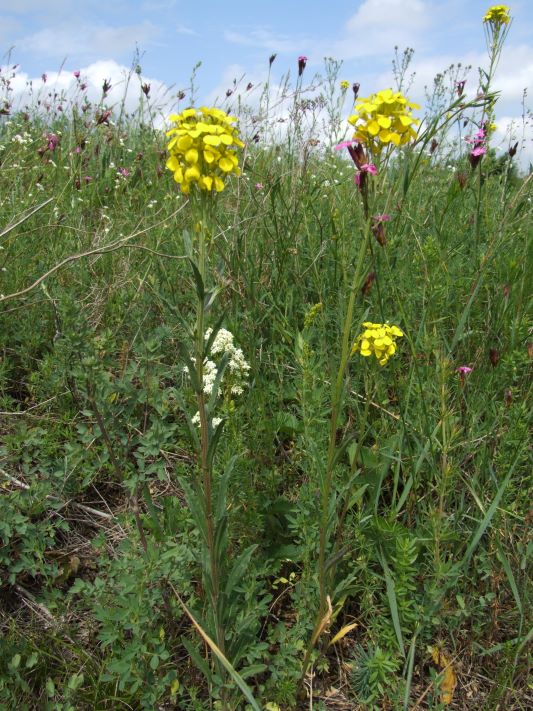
[176,23,197,36]
[346,0,430,33]
[224,28,302,54]
[493,114,533,170]
[329,0,432,59]
[17,21,159,60]
[493,45,533,102]
[2,59,175,121]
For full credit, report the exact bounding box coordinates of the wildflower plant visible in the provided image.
[348,89,420,155]
[166,106,243,194]
[483,4,511,26]
[351,322,404,366]
[165,107,260,707]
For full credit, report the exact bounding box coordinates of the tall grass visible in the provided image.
[0,16,531,711]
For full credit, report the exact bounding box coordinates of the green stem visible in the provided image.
[194,195,226,666]
[300,202,373,684]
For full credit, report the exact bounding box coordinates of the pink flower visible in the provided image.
[46,133,59,151]
[73,70,80,79]
[471,146,486,157]
[83,175,92,184]
[362,163,377,175]
[456,366,473,385]
[373,213,391,222]
[354,162,377,189]
[118,167,130,177]
[334,140,358,151]
[456,366,473,375]
[255,182,264,190]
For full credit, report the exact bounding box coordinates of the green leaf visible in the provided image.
[170,585,262,711]
[150,655,159,670]
[46,678,56,697]
[215,455,238,524]
[187,257,205,302]
[225,545,258,597]
[67,673,84,691]
[10,654,21,670]
[495,542,522,616]
[182,636,212,684]
[379,551,404,657]
[177,340,201,395]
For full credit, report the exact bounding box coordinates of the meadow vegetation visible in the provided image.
[0,5,531,710]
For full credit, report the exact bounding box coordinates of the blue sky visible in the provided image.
[1,0,532,160]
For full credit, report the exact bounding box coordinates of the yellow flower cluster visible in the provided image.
[351,322,404,366]
[340,80,350,90]
[483,5,511,25]
[348,89,420,154]
[166,107,243,194]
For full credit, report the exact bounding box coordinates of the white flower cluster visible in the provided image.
[202,359,218,395]
[185,328,250,428]
[206,328,250,395]
[11,131,33,146]
[191,412,222,428]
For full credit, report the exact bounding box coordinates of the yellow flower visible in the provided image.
[483,5,511,25]
[165,106,244,194]
[351,321,404,366]
[347,89,420,155]
[340,80,350,90]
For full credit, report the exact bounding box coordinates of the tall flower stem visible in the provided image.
[300,199,373,682]
[193,193,226,667]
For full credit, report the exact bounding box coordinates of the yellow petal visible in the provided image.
[219,157,233,172]
[200,175,213,191]
[389,132,401,146]
[203,135,222,146]
[185,165,200,181]
[177,135,193,151]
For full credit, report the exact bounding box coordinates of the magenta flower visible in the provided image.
[73,70,80,79]
[298,55,308,76]
[361,163,377,175]
[471,146,486,157]
[373,213,391,222]
[255,182,264,190]
[355,162,377,185]
[456,366,473,375]
[457,365,473,385]
[118,167,130,177]
[83,175,92,184]
[334,140,358,151]
[46,133,59,151]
